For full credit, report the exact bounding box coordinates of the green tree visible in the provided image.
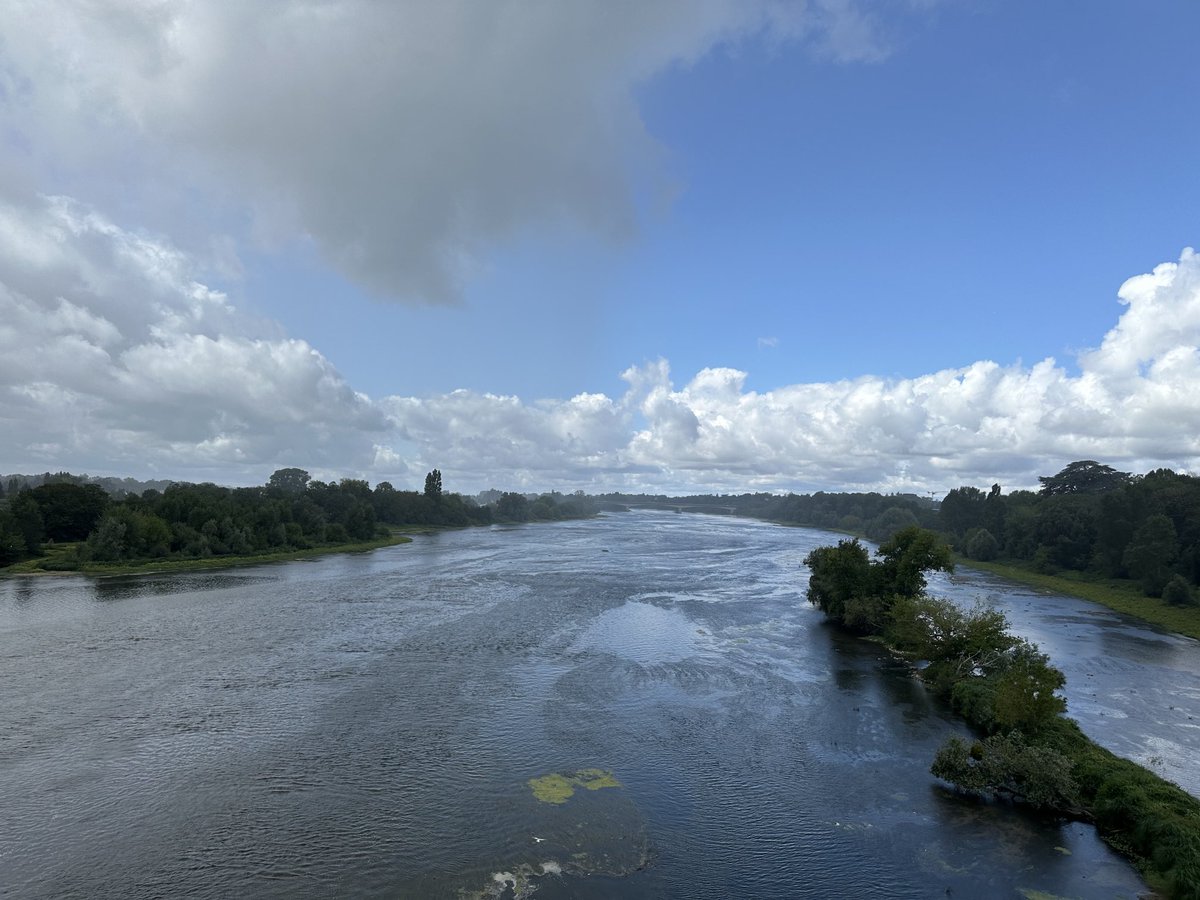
[931,732,1078,810]
[268,468,311,494]
[803,539,873,624]
[9,491,44,555]
[29,482,109,541]
[424,469,443,503]
[965,528,999,561]
[1123,513,1179,596]
[888,597,1013,692]
[991,641,1067,732]
[495,491,528,522]
[1034,494,1098,570]
[86,515,128,561]
[874,526,953,598]
[864,506,918,542]
[1038,460,1131,496]
[0,508,25,565]
[940,486,988,540]
[1162,574,1195,607]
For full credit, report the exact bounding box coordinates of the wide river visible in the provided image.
[3,511,1195,898]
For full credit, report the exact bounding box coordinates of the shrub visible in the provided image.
[1163,575,1195,607]
[931,731,1079,810]
[965,528,1000,561]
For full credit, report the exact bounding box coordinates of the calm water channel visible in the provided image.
[2,511,1187,898]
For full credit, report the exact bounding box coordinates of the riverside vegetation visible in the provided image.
[0,468,595,574]
[805,526,1200,898]
[601,459,1200,639]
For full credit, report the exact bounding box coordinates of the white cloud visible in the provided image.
[0,0,901,304]
[2,187,1197,495]
[1,4,1195,495]
[377,249,1200,494]
[0,192,386,481]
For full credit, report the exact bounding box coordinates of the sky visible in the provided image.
[2,0,1199,496]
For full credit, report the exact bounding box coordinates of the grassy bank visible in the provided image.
[2,532,412,577]
[961,558,1200,642]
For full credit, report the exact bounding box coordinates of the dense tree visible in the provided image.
[1038,460,1132,496]
[875,526,953,599]
[268,468,311,494]
[1123,513,1179,596]
[803,528,952,636]
[931,732,1078,810]
[1163,575,1195,607]
[964,528,999,561]
[9,492,44,555]
[804,539,873,624]
[29,482,109,541]
[939,486,988,539]
[496,492,529,522]
[0,508,25,565]
[990,641,1067,732]
[864,506,918,542]
[1034,494,1098,570]
[424,469,443,503]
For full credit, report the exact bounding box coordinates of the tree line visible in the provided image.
[0,468,595,570]
[936,460,1198,603]
[606,459,1200,605]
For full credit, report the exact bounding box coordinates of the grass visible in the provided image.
[2,532,412,577]
[959,557,1200,642]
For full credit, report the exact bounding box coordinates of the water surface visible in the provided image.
[0,513,1156,897]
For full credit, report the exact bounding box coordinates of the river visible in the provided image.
[0,511,1178,898]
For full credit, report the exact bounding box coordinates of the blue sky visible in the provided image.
[240,1,1200,398]
[2,2,1199,494]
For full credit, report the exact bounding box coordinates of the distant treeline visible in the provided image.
[0,468,594,570]
[1,471,177,498]
[603,459,1200,604]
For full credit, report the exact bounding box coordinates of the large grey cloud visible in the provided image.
[0,0,896,303]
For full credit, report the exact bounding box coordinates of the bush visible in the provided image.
[931,731,1079,810]
[1163,575,1195,607]
[965,528,1000,561]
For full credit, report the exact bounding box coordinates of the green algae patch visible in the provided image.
[528,769,621,804]
[528,774,576,804]
[1018,890,1072,900]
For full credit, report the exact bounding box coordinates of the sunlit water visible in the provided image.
[0,512,1170,898]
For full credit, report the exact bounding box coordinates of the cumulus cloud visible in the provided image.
[0,0,900,303]
[380,250,1200,494]
[3,189,1197,495]
[0,192,386,480]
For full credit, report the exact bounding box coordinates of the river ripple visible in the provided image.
[0,512,1152,898]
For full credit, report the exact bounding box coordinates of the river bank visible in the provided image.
[960,557,1200,642]
[0,532,413,577]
